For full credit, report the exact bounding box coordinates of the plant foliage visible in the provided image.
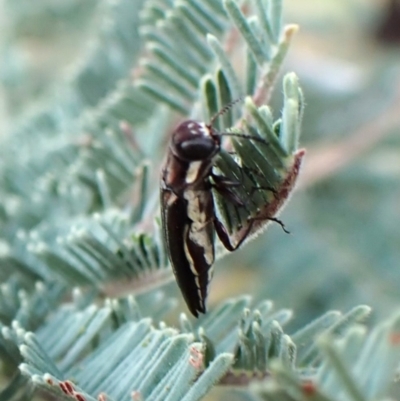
[0,0,399,401]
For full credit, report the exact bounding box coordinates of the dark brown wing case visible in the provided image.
[160,188,207,317]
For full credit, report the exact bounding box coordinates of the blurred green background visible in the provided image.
[1,0,400,330]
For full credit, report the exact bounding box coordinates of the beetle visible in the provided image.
[160,113,285,317]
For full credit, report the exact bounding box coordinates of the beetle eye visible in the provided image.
[178,138,217,160]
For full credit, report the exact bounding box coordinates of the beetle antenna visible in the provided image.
[219,132,269,145]
[206,97,269,145]
[208,97,243,128]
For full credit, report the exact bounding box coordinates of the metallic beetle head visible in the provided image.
[171,120,221,162]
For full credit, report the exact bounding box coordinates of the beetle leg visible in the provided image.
[248,185,277,197]
[211,173,241,188]
[264,216,290,234]
[239,166,278,196]
[215,214,289,252]
[214,217,255,251]
[211,173,245,206]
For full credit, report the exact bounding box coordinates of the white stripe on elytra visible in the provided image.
[183,225,199,278]
[197,289,203,307]
[183,226,205,309]
[184,190,215,265]
[207,265,214,282]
